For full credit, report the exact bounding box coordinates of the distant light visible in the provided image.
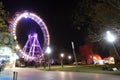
[110,57,114,60]
[61,53,64,58]
[16,45,20,50]
[98,60,104,65]
[23,12,29,18]
[68,55,71,59]
[46,46,51,54]
[106,31,115,42]
[14,36,17,40]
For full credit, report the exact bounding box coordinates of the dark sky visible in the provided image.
[1,0,83,54]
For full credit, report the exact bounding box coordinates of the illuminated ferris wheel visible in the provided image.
[9,11,50,61]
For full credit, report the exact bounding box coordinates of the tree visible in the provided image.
[0,1,9,32]
[73,0,120,42]
[0,1,14,48]
[73,0,120,59]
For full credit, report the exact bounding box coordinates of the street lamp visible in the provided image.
[46,46,51,70]
[68,55,72,60]
[12,45,20,68]
[106,31,116,42]
[106,31,120,60]
[68,55,72,64]
[46,46,51,54]
[60,53,64,68]
[71,41,78,70]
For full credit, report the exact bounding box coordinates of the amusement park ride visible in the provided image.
[9,11,50,63]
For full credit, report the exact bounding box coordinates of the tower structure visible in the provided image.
[22,33,43,58]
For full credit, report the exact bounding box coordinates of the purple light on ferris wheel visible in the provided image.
[33,33,37,38]
[23,12,29,18]
[22,33,43,59]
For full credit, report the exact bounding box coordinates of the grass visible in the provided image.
[38,64,120,75]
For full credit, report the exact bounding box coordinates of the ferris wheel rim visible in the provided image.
[9,11,50,60]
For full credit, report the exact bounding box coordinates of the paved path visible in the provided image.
[0,68,13,80]
[0,68,120,80]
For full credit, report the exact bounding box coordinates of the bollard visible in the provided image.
[13,71,18,80]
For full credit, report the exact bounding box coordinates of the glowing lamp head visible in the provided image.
[68,56,71,59]
[106,31,115,42]
[46,46,51,54]
[61,53,64,58]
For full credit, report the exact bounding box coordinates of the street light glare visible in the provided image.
[68,56,72,59]
[106,31,115,42]
[61,53,64,57]
[106,31,120,60]
[46,46,51,54]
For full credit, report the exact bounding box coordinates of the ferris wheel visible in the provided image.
[9,11,50,61]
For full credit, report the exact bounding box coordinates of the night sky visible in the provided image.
[1,0,84,55]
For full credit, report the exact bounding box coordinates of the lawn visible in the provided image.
[38,64,120,75]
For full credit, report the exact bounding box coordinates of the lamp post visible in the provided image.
[60,53,64,68]
[71,41,78,70]
[46,46,51,70]
[106,31,120,60]
[13,45,20,68]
